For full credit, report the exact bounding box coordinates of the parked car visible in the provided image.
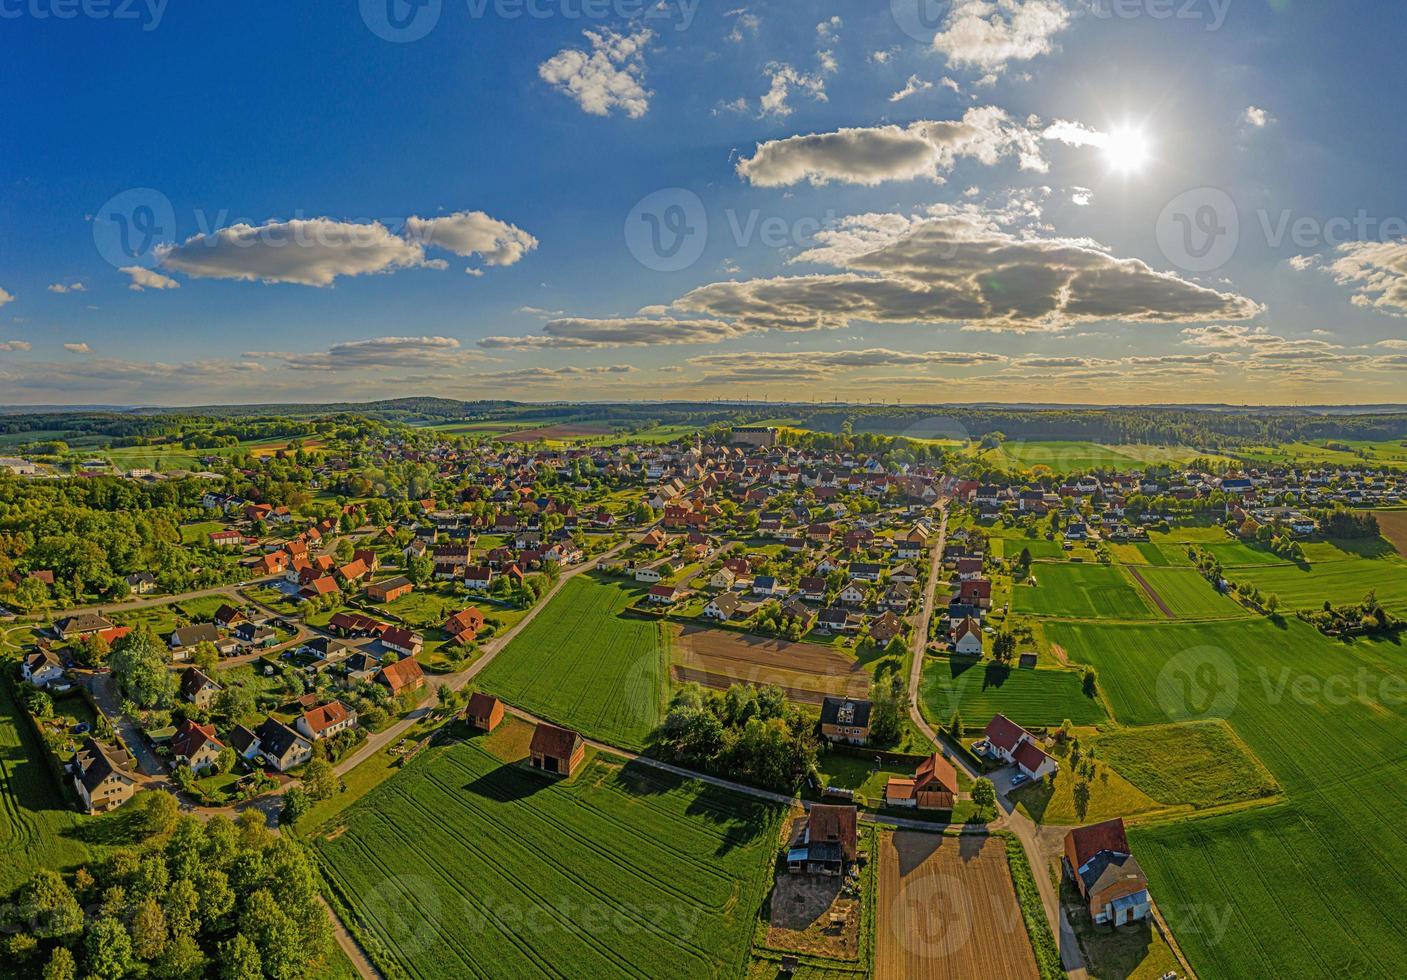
[1010,773,1030,787]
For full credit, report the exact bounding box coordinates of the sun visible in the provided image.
[1103,126,1151,174]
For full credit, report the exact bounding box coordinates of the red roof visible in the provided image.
[1066,818,1131,869]
[915,753,958,794]
[382,626,422,651]
[377,656,424,695]
[171,719,221,760]
[1013,737,1051,775]
[529,722,582,760]
[302,701,353,735]
[984,713,1027,752]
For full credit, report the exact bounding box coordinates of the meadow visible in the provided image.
[920,658,1107,728]
[0,679,94,897]
[313,721,784,980]
[1089,721,1279,810]
[1228,551,1407,611]
[1013,562,1158,620]
[474,575,669,751]
[1047,616,1407,977]
[971,441,1221,473]
[1129,565,1245,619]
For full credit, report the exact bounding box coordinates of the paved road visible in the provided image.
[902,504,1090,979]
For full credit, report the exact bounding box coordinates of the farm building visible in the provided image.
[884,753,959,811]
[465,692,505,732]
[1063,818,1151,927]
[367,576,414,603]
[529,722,585,777]
[787,804,858,876]
[375,656,426,698]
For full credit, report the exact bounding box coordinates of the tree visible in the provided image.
[992,631,1017,663]
[1082,667,1098,699]
[131,895,171,960]
[868,675,908,747]
[136,789,181,837]
[971,777,997,814]
[280,788,312,826]
[110,627,176,709]
[948,709,964,742]
[407,553,434,585]
[191,641,220,673]
[85,916,134,980]
[41,947,76,980]
[302,759,338,801]
[1265,592,1280,615]
[155,933,206,980]
[219,934,262,980]
[20,869,83,941]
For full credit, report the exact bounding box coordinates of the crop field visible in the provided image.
[1047,617,1407,977]
[990,537,1066,561]
[920,658,1106,728]
[499,423,614,443]
[1229,552,1407,611]
[1090,721,1279,810]
[1128,565,1244,619]
[1377,509,1407,556]
[969,441,1219,473]
[1234,439,1407,466]
[0,680,94,897]
[314,727,784,979]
[875,832,1038,980]
[1013,562,1157,620]
[475,576,668,751]
[670,625,870,705]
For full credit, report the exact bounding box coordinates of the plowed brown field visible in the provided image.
[670,624,870,703]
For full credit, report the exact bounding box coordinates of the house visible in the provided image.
[54,613,114,641]
[252,717,313,772]
[375,656,426,698]
[229,725,260,761]
[708,567,737,590]
[125,572,157,595]
[465,692,505,732]
[170,719,224,773]
[366,576,414,603]
[648,583,681,605]
[634,566,663,584]
[953,617,983,656]
[233,621,278,648]
[983,714,1059,782]
[752,575,784,597]
[956,557,984,581]
[299,576,341,601]
[798,576,827,601]
[208,529,245,549]
[336,558,370,585]
[72,738,138,813]
[443,608,485,646]
[885,753,959,810]
[819,696,872,745]
[297,700,358,741]
[381,626,424,659]
[1063,819,1151,926]
[213,604,246,629]
[817,607,858,633]
[882,583,912,611]
[178,667,221,708]
[529,722,585,777]
[787,804,858,875]
[21,647,65,688]
[869,610,904,645]
[703,592,742,621]
[464,565,494,589]
[169,623,221,654]
[328,611,388,638]
[956,578,992,610]
[838,581,867,606]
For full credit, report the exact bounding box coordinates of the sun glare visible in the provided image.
[1103,126,1151,174]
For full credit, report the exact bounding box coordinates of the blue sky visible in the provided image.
[1,0,1404,405]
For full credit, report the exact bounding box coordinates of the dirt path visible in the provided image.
[317,895,383,980]
[1125,564,1176,619]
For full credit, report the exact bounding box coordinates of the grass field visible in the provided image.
[1047,616,1407,977]
[313,720,784,979]
[1014,563,1158,620]
[0,679,95,897]
[920,658,1107,728]
[1129,565,1245,619]
[1229,552,1407,611]
[968,441,1221,473]
[1089,721,1279,811]
[1233,439,1407,466]
[475,575,669,751]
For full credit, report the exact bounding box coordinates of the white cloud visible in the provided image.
[725,7,759,42]
[63,343,92,354]
[889,74,934,103]
[672,210,1263,334]
[1243,105,1274,128]
[759,63,829,118]
[468,364,637,386]
[1041,119,1108,149]
[1321,241,1407,316]
[247,336,486,372]
[538,27,653,119]
[816,16,842,41]
[479,316,749,349]
[736,107,1046,187]
[0,340,31,352]
[48,282,86,294]
[121,267,181,291]
[158,219,426,286]
[0,288,13,307]
[1071,187,1092,206]
[1287,254,1320,272]
[932,0,1071,74]
[939,76,962,93]
[1180,324,1282,348]
[402,211,538,271]
[870,49,894,64]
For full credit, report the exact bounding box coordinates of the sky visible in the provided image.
[1,0,1405,407]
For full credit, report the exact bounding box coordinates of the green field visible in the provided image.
[1047,616,1407,977]
[972,441,1222,473]
[475,575,669,751]
[1131,565,1246,619]
[1228,552,1407,611]
[0,679,95,897]
[921,658,1107,728]
[1014,562,1158,620]
[1233,439,1407,466]
[313,725,783,979]
[1090,721,1279,810]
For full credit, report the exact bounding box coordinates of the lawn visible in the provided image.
[1013,562,1158,620]
[1010,739,1163,825]
[1046,616,1407,978]
[179,519,227,545]
[379,587,465,629]
[475,575,670,751]
[312,720,784,979]
[1130,565,1246,619]
[0,679,96,897]
[920,657,1107,729]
